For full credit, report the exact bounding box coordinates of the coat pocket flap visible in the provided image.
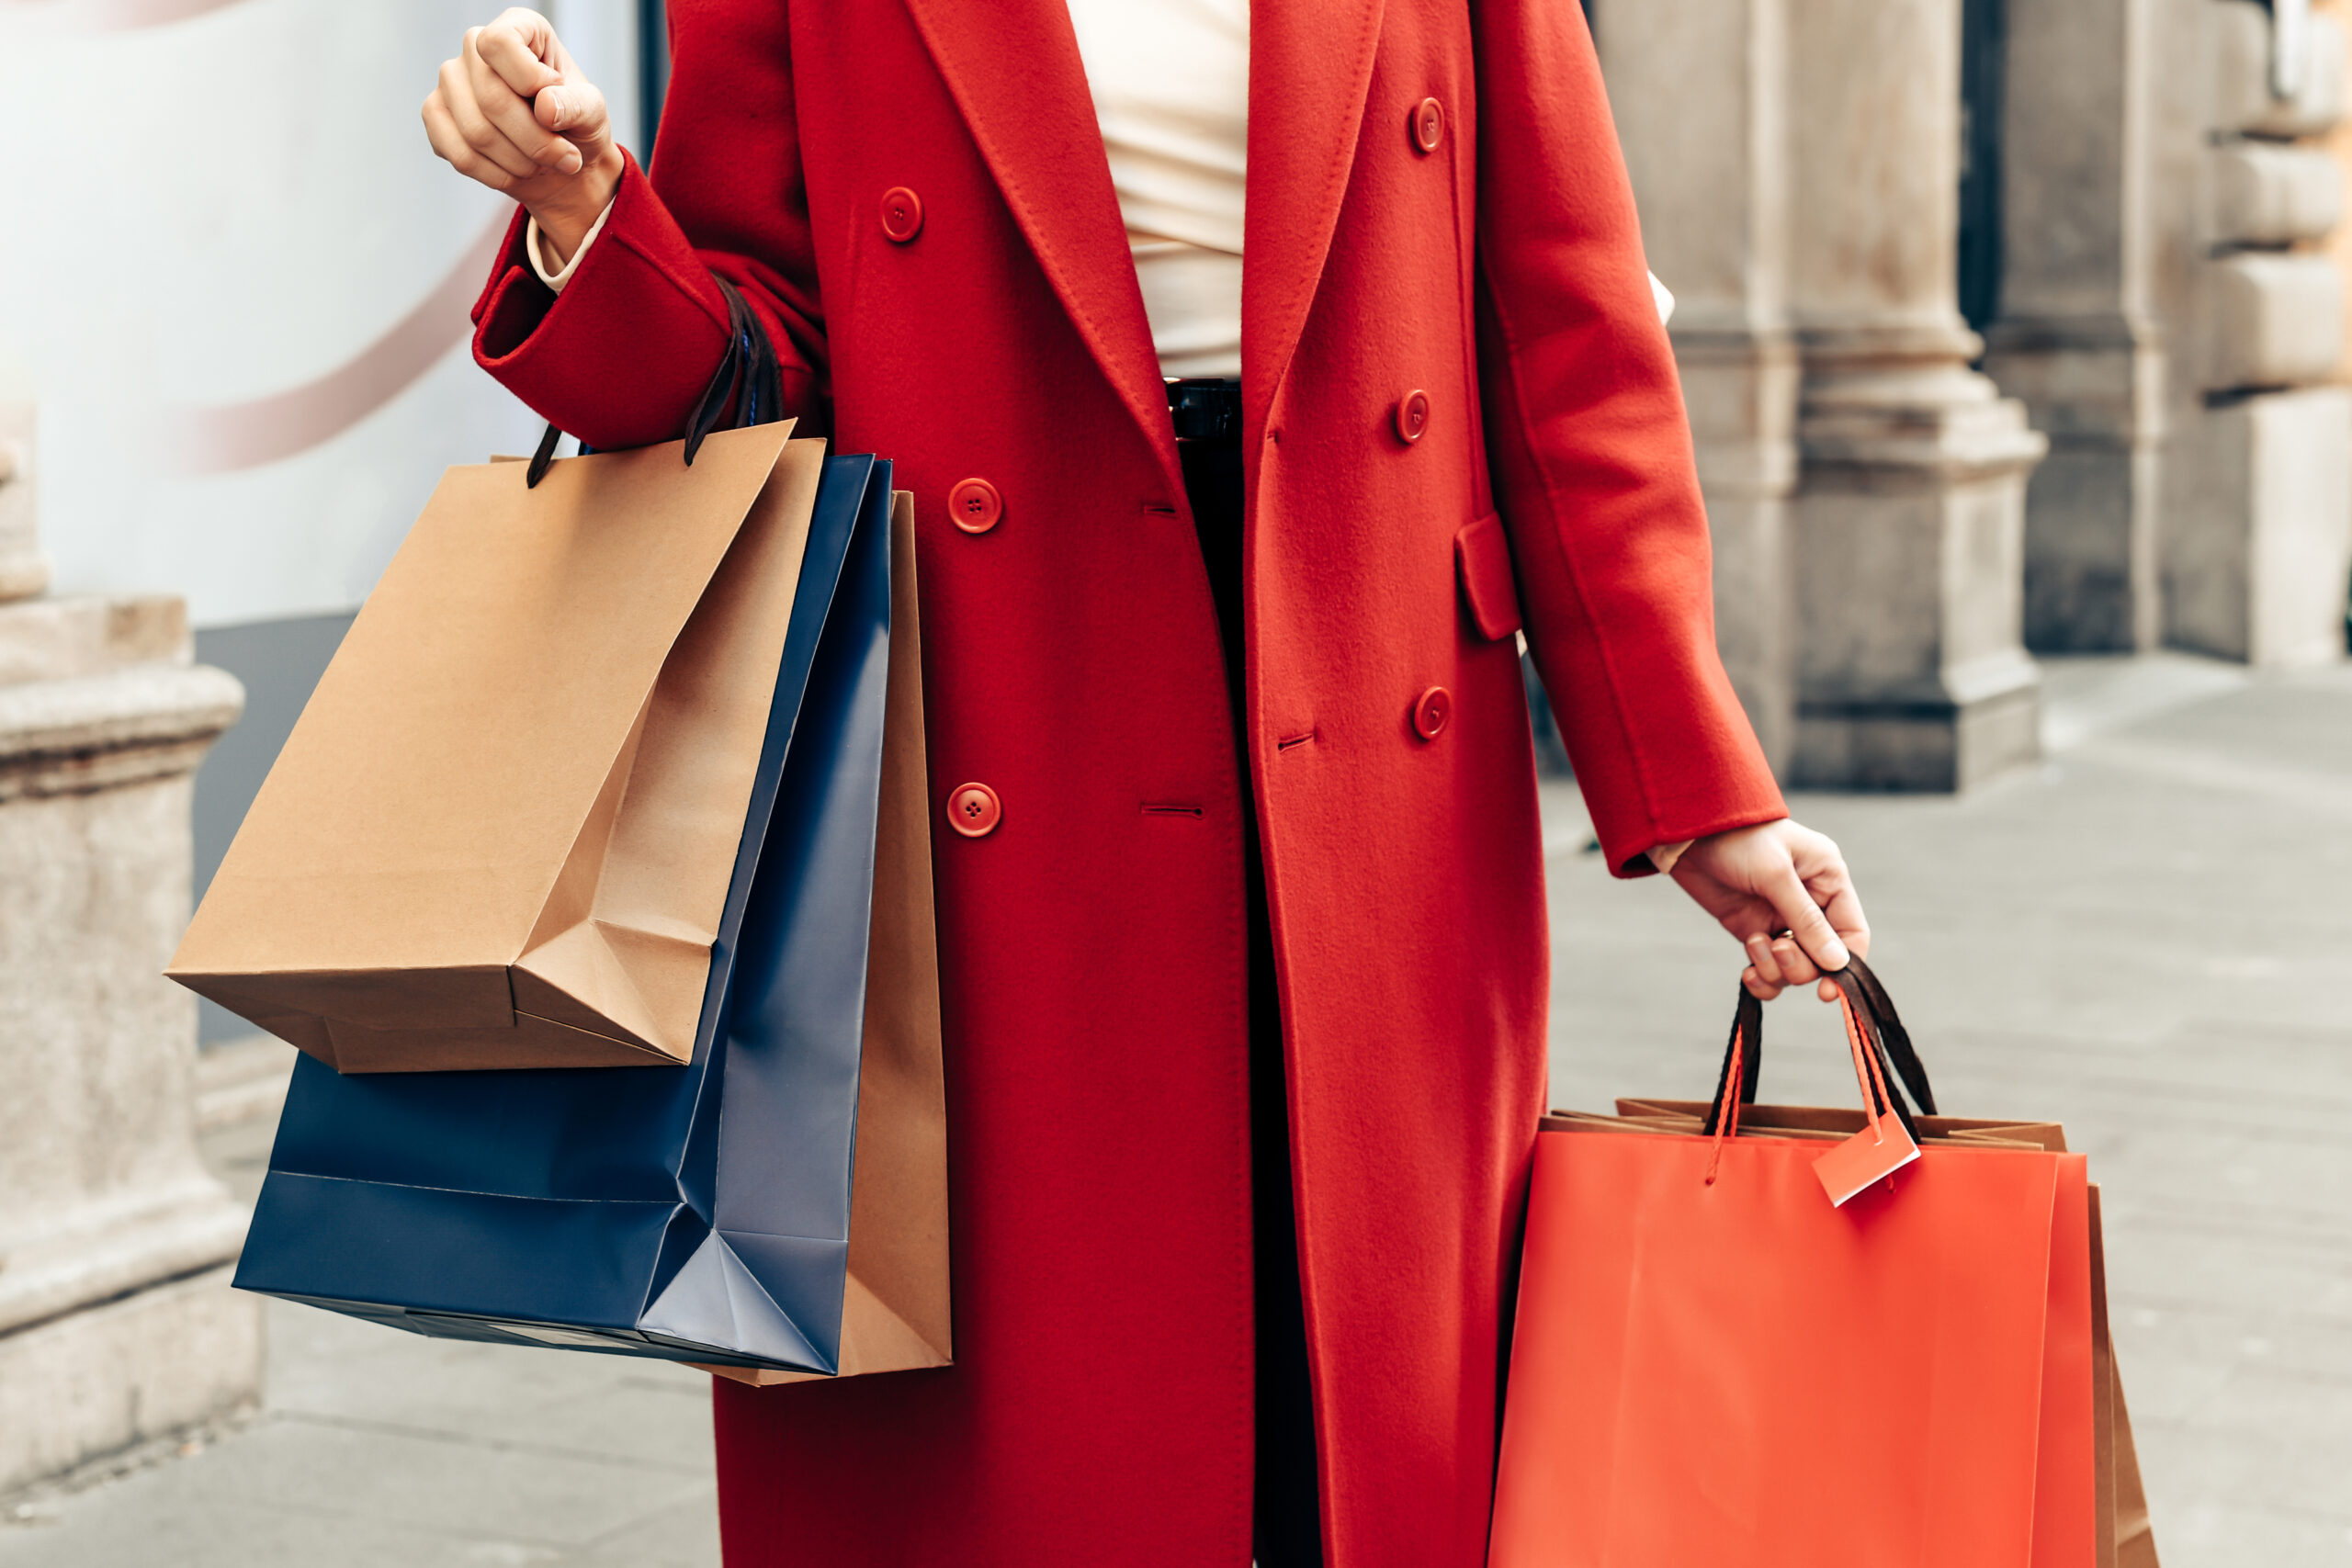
[1454,513,1523,641]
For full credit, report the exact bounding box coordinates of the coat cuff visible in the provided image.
[469,150,736,451]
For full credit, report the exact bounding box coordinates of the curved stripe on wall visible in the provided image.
[161,211,513,477]
[6,2,522,472]
[6,0,252,29]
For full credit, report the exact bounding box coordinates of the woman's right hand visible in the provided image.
[423,9,623,266]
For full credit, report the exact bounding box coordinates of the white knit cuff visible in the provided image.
[525,195,616,294]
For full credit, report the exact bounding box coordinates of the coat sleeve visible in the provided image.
[1471,0,1785,875]
[469,7,824,448]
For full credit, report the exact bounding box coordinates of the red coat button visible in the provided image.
[948,478,1003,534]
[1396,389,1431,445]
[1412,97,1445,154]
[1413,686,1453,741]
[880,186,924,243]
[947,783,1001,838]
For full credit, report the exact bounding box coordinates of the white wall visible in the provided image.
[0,0,644,629]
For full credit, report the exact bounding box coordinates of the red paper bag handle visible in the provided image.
[1702,981,1905,1183]
[1699,956,1936,1142]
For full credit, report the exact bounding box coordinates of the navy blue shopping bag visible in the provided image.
[234,451,951,1378]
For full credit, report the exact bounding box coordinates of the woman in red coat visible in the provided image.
[424,5,1869,1563]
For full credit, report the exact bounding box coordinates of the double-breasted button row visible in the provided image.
[1396,97,1443,446]
[881,186,924,243]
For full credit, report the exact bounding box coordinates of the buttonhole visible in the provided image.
[1142,803,1204,817]
[1142,503,1178,519]
[1277,730,1317,751]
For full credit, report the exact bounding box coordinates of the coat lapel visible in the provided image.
[901,0,1182,494]
[1242,0,1386,442]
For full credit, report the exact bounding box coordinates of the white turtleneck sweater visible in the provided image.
[1062,0,1249,377]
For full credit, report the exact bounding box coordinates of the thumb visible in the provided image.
[537,82,609,142]
[1762,860,1849,973]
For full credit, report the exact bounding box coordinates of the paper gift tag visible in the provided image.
[1814,1109,1920,1207]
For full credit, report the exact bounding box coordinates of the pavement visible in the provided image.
[0,1109,720,1568]
[3,652,2348,1566]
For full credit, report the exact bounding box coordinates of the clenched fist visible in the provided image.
[423,10,623,266]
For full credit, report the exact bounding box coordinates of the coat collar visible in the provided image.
[1240,0,1385,440]
[904,0,1386,476]
[900,0,1178,495]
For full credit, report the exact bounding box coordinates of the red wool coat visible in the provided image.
[469,0,1783,1562]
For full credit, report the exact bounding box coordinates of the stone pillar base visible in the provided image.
[2165,387,2352,668]
[0,1265,262,1495]
[0,580,254,1494]
[2015,443,2163,653]
[1792,352,2050,791]
[1792,650,2042,792]
[1983,314,2167,655]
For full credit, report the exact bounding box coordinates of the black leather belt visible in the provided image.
[1167,378,1243,444]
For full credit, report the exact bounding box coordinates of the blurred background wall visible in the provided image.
[0,0,665,1043]
[1593,0,2350,787]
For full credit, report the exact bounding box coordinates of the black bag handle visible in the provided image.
[1698,954,1938,1142]
[526,276,785,488]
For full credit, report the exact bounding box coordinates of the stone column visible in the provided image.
[2326,0,2352,375]
[0,400,259,1493]
[1598,0,1801,771]
[2159,0,2351,668]
[1983,0,2169,653]
[1784,0,2049,790]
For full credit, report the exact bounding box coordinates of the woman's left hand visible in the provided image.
[1668,820,1870,1002]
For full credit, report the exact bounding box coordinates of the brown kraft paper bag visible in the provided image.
[170,424,824,1071]
[2091,1187,2162,1568]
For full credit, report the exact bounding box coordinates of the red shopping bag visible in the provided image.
[1490,960,2127,1568]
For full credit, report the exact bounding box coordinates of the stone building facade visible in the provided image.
[2153,0,2349,667]
[1596,0,2351,788]
[0,400,260,1494]
[2329,1,2352,373]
